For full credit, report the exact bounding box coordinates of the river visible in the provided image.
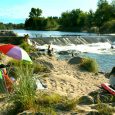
[13,29,115,73]
[13,29,97,37]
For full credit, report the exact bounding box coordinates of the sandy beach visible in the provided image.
[37,56,108,98]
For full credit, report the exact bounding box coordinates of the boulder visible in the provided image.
[68,56,83,65]
[58,51,70,55]
[78,95,94,105]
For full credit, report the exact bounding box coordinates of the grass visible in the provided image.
[36,92,78,113]
[36,93,63,106]
[6,58,79,114]
[80,57,99,73]
[95,103,115,115]
[89,92,115,115]
[10,64,36,111]
[7,60,49,78]
[57,98,77,111]
[37,106,57,115]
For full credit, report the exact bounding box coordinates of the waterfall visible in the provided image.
[32,35,115,46]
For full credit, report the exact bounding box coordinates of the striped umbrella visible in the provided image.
[0,44,32,62]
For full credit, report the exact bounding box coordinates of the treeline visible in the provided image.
[0,0,114,33]
[0,23,24,30]
[25,0,115,33]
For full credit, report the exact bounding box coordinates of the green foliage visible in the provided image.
[24,1,115,33]
[7,60,49,78]
[20,41,35,53]
[25,16,59,30]
[95,103,115,115]
[33,63,49,73]
[20,42,30,52]
[80,58,99,73]
[36,92,78,112]
[100,20,115,33]
[37,93,63,106]
[58,98,77,111]
[95,0,114,31]
[38,106,57,115]
[0,0,115,33]
[45,17,59,30]
[0,36,25,45]
[10,64,36,110]
[60,9,87,31]
[86,10,95,30]
[29,8,42,18]
[0,23,7,29]
[0,23,24,30]
[25,17,47,30]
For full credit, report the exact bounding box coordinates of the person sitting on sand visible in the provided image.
[109,67,115,89]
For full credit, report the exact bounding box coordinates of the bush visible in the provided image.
[80,58,99,73]
[100,20,115,33]
[20,41,36,53]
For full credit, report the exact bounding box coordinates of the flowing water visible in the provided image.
[13,29,115,73]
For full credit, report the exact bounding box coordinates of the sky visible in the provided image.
[0,0,112,24]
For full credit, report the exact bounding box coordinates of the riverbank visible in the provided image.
[0,54,115,114]
[36,56,108,98]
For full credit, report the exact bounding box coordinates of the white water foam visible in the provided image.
[35,42,115,72]
[36,42,114,55]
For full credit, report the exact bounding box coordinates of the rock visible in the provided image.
[68,56,83,65]
[78,96,94,105]
[88,90,99,97]
[37,59,54,69]
[29,52,39,60]
[89,90,114,103]
[58,51,70,55]
[86,111,100,115]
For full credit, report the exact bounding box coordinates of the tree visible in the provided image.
[86,10,95,29]
[45,17,59,30]
[29,8,42,18]
[60,9,87,31]
[95,0,113,30]
[111,0,115,19]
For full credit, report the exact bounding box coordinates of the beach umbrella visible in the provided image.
[0,44,32,62]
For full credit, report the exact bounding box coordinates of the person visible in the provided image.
[109,67,115,89]
[71,52,74,57]
[47,45,53,56]
[0,64,13,93]
[0,53,13,92]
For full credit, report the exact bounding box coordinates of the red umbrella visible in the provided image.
[0,44,32,62]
